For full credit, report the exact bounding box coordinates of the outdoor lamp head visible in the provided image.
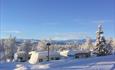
[47,43,51,46]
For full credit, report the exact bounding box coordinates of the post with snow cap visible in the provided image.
[47,42,51,61]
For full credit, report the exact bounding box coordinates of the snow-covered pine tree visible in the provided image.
[95,24,112,56]
[0,40,5,61]
[20,40,32,53]
[84,37,94,51]
[16,40,32,62]
[106,38,114,54]
[3,35,16,62]
[36,40,47,51]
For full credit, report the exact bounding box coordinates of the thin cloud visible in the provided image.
[40,32,90,40]
[39,22,60,26]
[73,18,114,24]
[91,20,114,24]
[1,30,22,34]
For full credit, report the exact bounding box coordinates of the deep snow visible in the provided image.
[0,55,115,70]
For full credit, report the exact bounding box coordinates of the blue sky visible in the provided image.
[0,0,115,40]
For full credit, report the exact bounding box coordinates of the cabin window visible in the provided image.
[18,57,23,62]
[51,57,54,60]
[39,59,43,62]
[75,55,79,58]
[55,57,60,60]
[28,54,32,60]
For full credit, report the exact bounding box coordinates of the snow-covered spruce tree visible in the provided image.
[3,36,16,62]
[95,24,112,56]
[83,37,94,51]
[14,40,32,62]
[20,40,32,53]
[112,39,115,54]
[0,40,5,61]
[107,38,114,55]
[36,40,47,51]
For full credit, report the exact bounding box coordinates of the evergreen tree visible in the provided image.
[3,35,16,62]
[95,24,112,56]
[36,40,47,51]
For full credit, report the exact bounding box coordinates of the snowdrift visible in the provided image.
[0,55,115,70]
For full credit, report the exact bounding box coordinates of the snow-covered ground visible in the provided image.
[0,55,115,70]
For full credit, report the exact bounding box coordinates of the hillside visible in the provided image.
[0,55,115,70]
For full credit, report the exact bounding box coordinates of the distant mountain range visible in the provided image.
[16,39,96,45]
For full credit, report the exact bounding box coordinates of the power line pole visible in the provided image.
[47,42,51,61]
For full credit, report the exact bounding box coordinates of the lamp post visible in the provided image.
[46,42,51,61]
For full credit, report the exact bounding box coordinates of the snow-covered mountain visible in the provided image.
[0,55,115,70]
[15,39,96,45]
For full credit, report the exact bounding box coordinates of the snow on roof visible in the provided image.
[59,49,90,57]
[67,49,89,54]
[29,51,60,59]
